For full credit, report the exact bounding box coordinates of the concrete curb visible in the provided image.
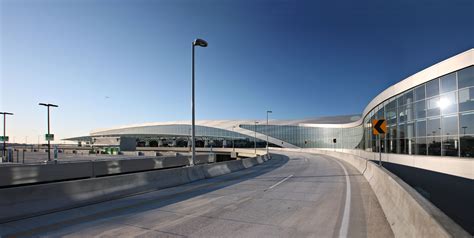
[272,148,470,237]
[0,154,271,224]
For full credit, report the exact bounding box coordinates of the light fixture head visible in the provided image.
[193,38,208,47]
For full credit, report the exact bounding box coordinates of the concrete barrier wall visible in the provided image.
[0,163,94,187]
[0,154,212,187]
[0,154,270,224]
[308,148,473,179]
[272,148,470,237]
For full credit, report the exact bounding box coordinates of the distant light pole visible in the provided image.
[266,110,272,154]
[39,103,58,161]
[191,38,208,166]
[462,126,467,136]
[254,121,259,154]
[0,112,13,162]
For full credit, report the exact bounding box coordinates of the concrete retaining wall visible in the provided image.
[0,154,270,224]
[272,148,470,237]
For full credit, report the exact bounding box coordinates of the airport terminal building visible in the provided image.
[68,49,474,179]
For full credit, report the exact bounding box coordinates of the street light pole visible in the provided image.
[266,110,272,154]
[39,103,58,162]
[254,121,259,155]
[1,112,13,162]
[191,38,208,166]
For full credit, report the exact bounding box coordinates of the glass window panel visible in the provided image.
[460,135,474,157]
[427,97,440,117]
[371,134,377,152]
[398,123,406,139]
[458,66,474,89]
[389,125,397,139]
[405,90,414,104]
[406,103,414,122]
[398,105,407,123]
[440,73,457,93]
[416,120,426,137]
[397,91,413,106]
[442,115,458,136]
[426,79,440,98]
[440,91,457,115]
[381,139,387,153]
[408,138,415,155]
[384,124,391,139]
[427,137,441,156]
[458,87,474,112]
[407,122,414,138]
[386,98,397,110]
[442,136,459,156]
[415,137,427,155]
[459,112,474,135]
[375,105,384,119]
[414,100,426,119]
[397,94,405,107]
[388,138,397,153]
[398,138,407,154]
[427,118,441,136]
[414,85,426,101]
[386,108,397,125]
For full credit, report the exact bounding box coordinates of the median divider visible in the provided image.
[0,154,214,188]
[272,148,470,237]
[0,154,271,224]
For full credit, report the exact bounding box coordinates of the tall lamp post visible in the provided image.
[39,103,58,161]
[254,121,259,155]
[0,112,13,162]
[191,38,208,166]
[266,110,272,154]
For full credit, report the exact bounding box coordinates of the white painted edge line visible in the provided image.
[266,174,293,190]
[332,159,351,238]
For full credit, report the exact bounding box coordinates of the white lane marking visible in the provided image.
[266,174,293,190]
[331,159,351,238]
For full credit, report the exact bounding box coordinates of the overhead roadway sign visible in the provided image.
[0,136,9,142]
[372,119,387,135]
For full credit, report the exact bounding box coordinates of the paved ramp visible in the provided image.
[1,152,393,237]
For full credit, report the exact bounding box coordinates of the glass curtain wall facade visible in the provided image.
[240,124,362,149]
[362,66,474,158]
[92,124,257,141]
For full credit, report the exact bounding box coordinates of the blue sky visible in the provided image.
[1,0,473,143]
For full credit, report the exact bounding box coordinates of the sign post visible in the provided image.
[372,119,387,166]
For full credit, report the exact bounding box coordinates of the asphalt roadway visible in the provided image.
[1,151,393,237]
